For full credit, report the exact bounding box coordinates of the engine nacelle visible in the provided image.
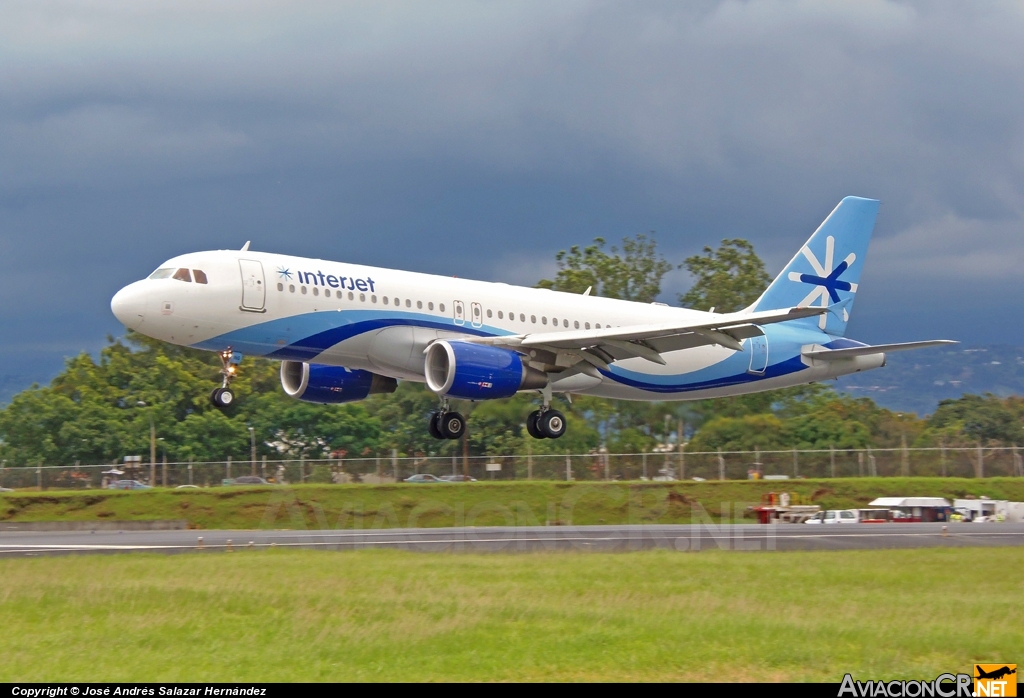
[424,341,547,400]
[280,361,397,404]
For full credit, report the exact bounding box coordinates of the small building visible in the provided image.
[868,497,952,522]
[953,498,1024,523]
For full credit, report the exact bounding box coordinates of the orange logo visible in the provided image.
[974,665,1017,697]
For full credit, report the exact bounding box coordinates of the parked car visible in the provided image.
[805,509,858,524]
[228,476,271,486]
[439,475,477,482]
[403,474,446,483]
[107,480,152,490]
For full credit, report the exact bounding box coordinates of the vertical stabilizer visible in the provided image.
[752,196,879,336]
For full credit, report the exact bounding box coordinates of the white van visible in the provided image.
[805,509,858,524]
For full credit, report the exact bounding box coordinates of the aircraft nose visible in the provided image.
[111,282,147,330]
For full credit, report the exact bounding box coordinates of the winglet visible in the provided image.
[241,241,251,251]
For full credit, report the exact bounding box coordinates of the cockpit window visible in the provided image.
[193,269,208,284]
[172,268,192,282]
[149,268,174,279]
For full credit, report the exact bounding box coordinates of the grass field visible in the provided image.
[3,478,1024,529]
[0,547,1020,682]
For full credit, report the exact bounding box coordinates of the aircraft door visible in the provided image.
[453,300,465,326]
[239,259,266,311]
[470,302,483,328]
[747,333,768,375]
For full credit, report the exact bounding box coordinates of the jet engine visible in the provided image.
[424,341,547,400]
[280,361,397,404]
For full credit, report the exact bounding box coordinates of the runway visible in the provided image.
[1,522,1023,556]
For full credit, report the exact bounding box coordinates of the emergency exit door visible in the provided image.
[747,334,768,375]
[239,259,266,311]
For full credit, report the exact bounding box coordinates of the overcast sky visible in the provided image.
[1,1,1023,399]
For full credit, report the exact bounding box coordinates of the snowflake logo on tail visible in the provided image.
[787,235,857,329]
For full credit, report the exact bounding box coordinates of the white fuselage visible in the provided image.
[111,249,884,401]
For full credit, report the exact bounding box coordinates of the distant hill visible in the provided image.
[835,345,1024,416]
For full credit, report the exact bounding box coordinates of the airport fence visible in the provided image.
[1,445,1023,490]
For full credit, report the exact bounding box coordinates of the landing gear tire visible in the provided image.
[438,412,466,440]
[210,387,235,408]
[538,409,566,439]
[526,410,547,439]
[212,348,240,411]
[428,412,444,440]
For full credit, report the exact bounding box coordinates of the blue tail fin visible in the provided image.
[752,196,879,336]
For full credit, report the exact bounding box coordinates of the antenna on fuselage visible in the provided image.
[240,241,251,251]
[583,286,592,296]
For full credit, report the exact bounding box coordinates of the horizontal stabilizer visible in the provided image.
[802,339,958,360]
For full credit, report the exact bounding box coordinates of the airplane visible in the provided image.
[111,196,955,441]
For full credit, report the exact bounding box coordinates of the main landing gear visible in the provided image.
[425,394,566,441]
[210,348,241,409]
[526,384,566,439]
[526,408,566,439]
[428,400,466,440]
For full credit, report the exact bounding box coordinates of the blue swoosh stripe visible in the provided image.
[602,355,807,394]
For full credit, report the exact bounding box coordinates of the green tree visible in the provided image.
[687,414,788,452]
[679,239,771,312]
[922,393,1023,446]
[537,233,672,302]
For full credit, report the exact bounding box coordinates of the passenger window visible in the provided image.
[428,302,434,310]
[289,285,295,293]
[348,292,354,300]
[486,309,492,318]
[277,283,283,292]
[313,287,319,297]
[406,299,411,308]
[542,317,548,325]
[371,295,377,303]
[574,321,579,329]
[563,319,568,327]
[172,268,192,282]
[149,268,174,279]
[301,286,307,295]
[360,293,365,302]
[585,322,590,329]
[383,297,389,305]
[531,315,536,324]
[520,313,525,322]
[439,303,445,312]
[417,301,423,309]
[497,311,503,319]
[552,317,557,325]
[193,270,208,284]
[595,323,601,328]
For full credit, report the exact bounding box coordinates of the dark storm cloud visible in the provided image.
[1,1,1023,396]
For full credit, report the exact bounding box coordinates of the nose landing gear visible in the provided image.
[428,399,466,440]
[210,349,241,409]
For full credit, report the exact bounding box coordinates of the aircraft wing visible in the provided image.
[469,304,830,368]
[802,339,958,360]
